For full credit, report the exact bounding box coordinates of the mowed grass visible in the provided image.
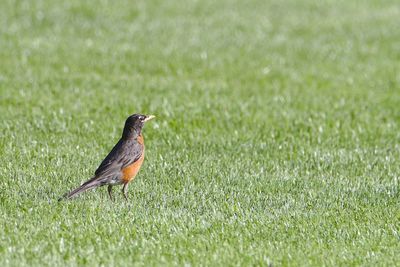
[1,0,400,266]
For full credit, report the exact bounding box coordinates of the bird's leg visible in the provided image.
[108,185,114,201]
[122,183,129,201]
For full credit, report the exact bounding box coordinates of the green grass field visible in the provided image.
[1,0,400,266]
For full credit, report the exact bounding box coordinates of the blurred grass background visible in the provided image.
[1,0,399,266]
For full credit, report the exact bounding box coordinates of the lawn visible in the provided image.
[1,0,399,266]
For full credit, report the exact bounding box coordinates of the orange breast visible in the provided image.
[122,135,145,184]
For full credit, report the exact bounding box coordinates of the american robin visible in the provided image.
[59,114,155,201]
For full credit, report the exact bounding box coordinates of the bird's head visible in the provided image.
[122,114,155,138]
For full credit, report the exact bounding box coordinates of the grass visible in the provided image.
[1,0,400,266]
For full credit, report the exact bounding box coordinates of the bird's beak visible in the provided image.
[143,115,155,122]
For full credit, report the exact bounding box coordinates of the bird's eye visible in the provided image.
[139,116,145,121]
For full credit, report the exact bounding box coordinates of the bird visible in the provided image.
[58,114,155,201]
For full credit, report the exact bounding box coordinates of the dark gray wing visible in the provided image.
[94,139,143,178]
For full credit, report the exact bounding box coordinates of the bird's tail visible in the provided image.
[58,177,102,201]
